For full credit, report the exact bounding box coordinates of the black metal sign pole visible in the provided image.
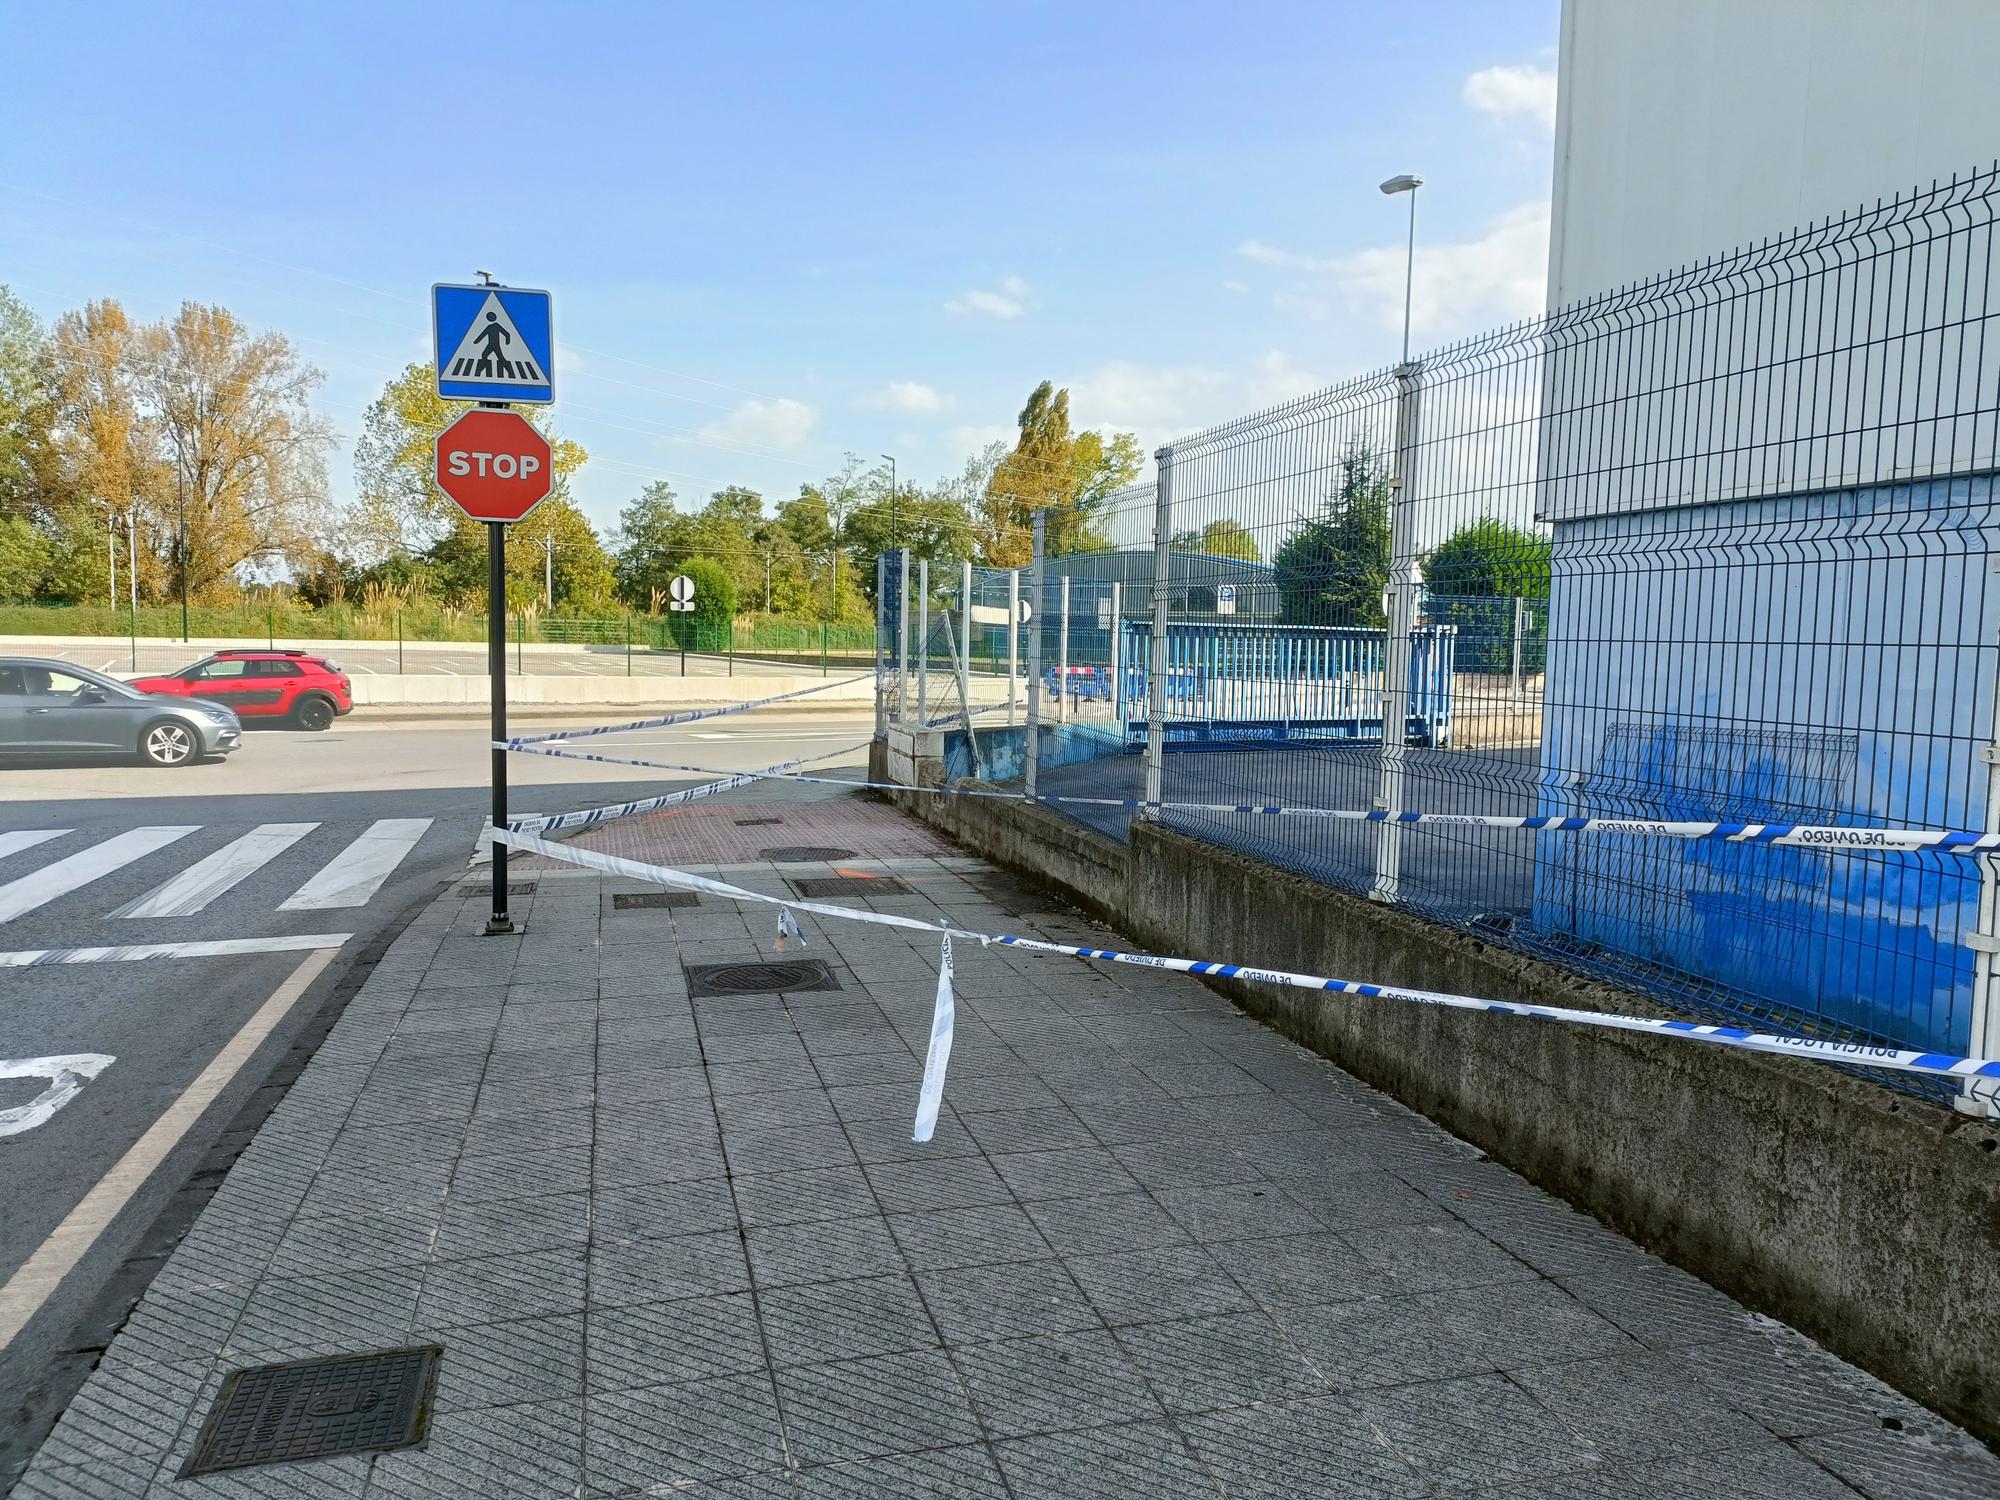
[487,515,512,934]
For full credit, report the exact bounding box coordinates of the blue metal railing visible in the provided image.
[1115,621,1456,749]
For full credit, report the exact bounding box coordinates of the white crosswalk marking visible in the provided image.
[112,823,321,919]
[277,819,432,910]
[0,827,199,925]
[0,831,69,864]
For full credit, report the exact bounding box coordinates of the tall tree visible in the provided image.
[0,287,52,517]
[37,299,156,602]
[1171,517,1261,562]
[1271,442,1392,627]
[138,303,336,599]
[980,381,1140,565]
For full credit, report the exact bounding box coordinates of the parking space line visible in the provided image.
[0,946,339,1355]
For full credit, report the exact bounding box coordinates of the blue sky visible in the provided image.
[0,0,1559,534]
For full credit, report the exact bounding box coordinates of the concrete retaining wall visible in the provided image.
[871,742,2000,1441]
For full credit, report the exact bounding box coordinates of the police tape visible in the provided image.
[499,742,2000,858]
[505,744,867,834]
[493,826,2000,1097]
[503,674,873,748]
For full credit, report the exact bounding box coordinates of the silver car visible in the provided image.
[0,658,243,767]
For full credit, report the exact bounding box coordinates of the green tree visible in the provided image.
[0,287,52,516]
[1171,517,1261,562]
[1424,517,1552,672]
[0,514,51,601]
[680,556,736,626]
[980,381,1140,565]
[1271,442,1391,627]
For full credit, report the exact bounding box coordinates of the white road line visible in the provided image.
[0,946,338,1354]
[0,933,350,966]
[0,830,69,864]
[0,826,198,924]
[0,1055,115,1136]
[111,823,320,919]
[277,818,432,910]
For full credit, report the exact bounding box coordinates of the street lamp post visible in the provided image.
[1378,173,1422,366]
[539,532,555,611]
[176,462,190,644]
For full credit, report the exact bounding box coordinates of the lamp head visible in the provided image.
[1379,174,1423,195]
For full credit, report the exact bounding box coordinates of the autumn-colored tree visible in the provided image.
[979,382,1140,566]
[136,303,336,601]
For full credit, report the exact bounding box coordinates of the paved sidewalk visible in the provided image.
[17,787,1999,1498]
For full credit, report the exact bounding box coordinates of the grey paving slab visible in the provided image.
[19,790,1987,1500]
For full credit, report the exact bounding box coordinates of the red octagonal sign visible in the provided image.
[434,409,554,523]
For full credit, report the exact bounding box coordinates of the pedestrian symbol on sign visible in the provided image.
[668,575,696,613]
[443,294,545,384]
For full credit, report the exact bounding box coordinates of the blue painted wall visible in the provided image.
[1533,476,1998,1052]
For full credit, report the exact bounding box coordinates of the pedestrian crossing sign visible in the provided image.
[433,283,555,404]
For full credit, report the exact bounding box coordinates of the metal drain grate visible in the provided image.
[460,882,536,897]
[733,816,783,827]
[686,959,841,997]
[182,1347,441,1476]
[790,875,911,899]
[613,891,699,910]
[759,845,857,862]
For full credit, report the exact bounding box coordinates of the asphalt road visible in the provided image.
[0,707,872,1485]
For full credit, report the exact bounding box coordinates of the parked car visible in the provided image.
[0,658,242,767]
[129,649,353,731]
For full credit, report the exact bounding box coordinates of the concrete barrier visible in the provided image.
[868,737,2000,1442]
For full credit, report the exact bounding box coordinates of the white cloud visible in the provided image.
[857,380,953,415]
[1071,350,1325,448]
[695,397,819,452]
[554,348,586,374]
[946,273,1033,320]
[1221,279,1249,296]
[1237,199,1551,343]
[1463,63,1558,133]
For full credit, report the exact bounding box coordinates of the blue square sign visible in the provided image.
[433,284,555,404]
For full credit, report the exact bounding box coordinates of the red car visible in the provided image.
[132,649,353,731]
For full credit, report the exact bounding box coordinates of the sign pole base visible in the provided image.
[486,517,514,935]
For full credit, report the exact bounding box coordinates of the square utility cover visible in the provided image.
[182,1346,441,1476]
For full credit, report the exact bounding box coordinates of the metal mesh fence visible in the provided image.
[880,164,2000,1094]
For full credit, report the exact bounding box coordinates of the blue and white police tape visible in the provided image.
[506,743,868,835]
[500,742,2000,858]
[492,827,2000,1120]
[503,673,872,748]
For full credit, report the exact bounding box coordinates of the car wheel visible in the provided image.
[292,696,335,732]
[140,720,197,767]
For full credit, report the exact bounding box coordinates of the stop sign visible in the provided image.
[434,409,554,523]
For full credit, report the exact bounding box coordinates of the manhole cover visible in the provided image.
[759,845,856,862]
[686,960,841,997]
[182,1347,441,1476]
[791,875,912,899]
[733,817,783,827]
[613,891,699,910]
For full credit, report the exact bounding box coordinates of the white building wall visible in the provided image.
[1549,0,2000,310]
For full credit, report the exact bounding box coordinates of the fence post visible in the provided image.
[821,623,828,677]
[397,610,404,673]
[1110,581,1123,728]
[1025,512,1047,800]
[1007,570,1020,727]
[515,614,523,676]
[1057,576,1071,725]
[1144,450,1172,819]
[1511,595,1525,699]
[960,560,974,717]
[625,614,632,676]
[917,559,930,722]
[1372,361,1426,904]
[897,547,912,725]
[874,554,888,738]
[728,623,735,678]
[129,601,138,673]
[267,600,275,648]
